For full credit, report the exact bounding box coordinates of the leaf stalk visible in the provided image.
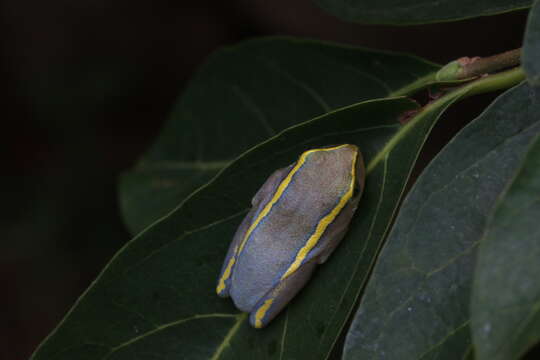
[456,48,522,79]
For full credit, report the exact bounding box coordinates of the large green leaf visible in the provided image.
[471,133,540,360]
[524,0,540,86]
[31,66,525,360]
[119,37,441,234]
[35,89,460,360]
[314,0,532,24]
[343,82,540,360]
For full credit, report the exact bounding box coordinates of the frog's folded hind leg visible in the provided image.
[248,258,318,328]
[317,195,361,264]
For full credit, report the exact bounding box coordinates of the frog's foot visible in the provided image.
[248,258,318,328]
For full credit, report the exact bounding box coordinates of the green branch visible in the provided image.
[437,49,522,81]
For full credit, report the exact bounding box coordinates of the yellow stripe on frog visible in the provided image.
[216,144,353,294]
[281,148,357,280]
[253,298,274,328]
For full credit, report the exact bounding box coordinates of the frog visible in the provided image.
[216,144,365,328]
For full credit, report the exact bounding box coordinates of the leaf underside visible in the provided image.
[314,0,532,24]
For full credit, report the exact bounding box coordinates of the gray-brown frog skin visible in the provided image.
[216,144,365,328]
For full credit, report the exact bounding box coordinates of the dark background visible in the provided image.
[1,1,528,359]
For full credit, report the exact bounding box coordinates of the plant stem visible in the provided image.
[426,67,525,115]
[461,66,525,97]
[368,67,525,173]
[456,48,522,79]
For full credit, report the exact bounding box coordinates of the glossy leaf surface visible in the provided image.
[471,133,540,360]
[32,86,472,359]
[119,38,440,234]
[343,82,540,360]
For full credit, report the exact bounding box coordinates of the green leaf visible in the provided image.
[31,66,525,360]
[119,37,441,234]
[524,0,540,86]
[120,164,224,233]
[471,132,540,360]
[343,82,540,360]
[35,82,474,359]
[313,0,532,24]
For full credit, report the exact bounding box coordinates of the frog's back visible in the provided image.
[230,145,357,311]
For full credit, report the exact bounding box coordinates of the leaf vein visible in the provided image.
[209,313,248,360]
[121,209,249,277]
[417,320,470,360]
[261,58,331,112]
[232,85,276,136]
[279,310,289,360]
[105,313,240,358]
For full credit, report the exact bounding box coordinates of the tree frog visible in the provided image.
[216,144,365,328]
